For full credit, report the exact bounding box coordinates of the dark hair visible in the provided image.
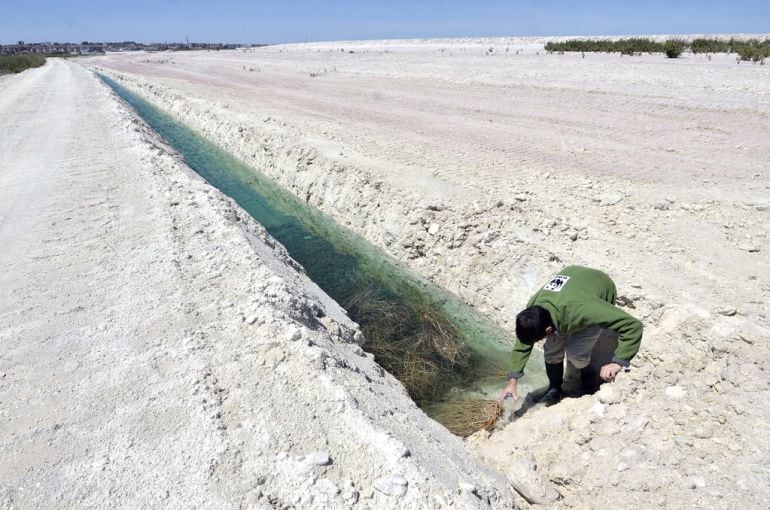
[516,306,552,345]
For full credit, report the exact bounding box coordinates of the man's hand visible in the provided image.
[600,362,622,382]
[500,378,518,402]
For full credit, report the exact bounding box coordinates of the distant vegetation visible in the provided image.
[0,54,46,74]
[663,40,686,58]
[731,39,770,62]
[544,38,663,55]
[689,38,731,54]
[545,37,770,61]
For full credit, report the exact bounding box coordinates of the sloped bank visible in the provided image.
[96,72,530,421]
[89,68,550,336]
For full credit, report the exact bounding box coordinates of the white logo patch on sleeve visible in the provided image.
[543,275,570,292]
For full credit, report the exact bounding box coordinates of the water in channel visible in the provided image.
[99,73,545,428]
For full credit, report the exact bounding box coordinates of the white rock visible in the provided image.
[597,385,621,404]
[592,402,606,416]
[304,452,332,466]
[688,476,706,489]
[373,474,408,497]
[315,478,340,495]
[342,487,359,503]
[458,480,477,494]
[738,243,760,253]
[600,194,623,206]
[620,448,638,460]
[665,386,686,399]
[428,223,440,235]
[285,326,302,341]
[625,416,650,433]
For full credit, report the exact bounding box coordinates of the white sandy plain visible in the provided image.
[1,35,769,508]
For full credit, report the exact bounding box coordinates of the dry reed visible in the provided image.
[429,399,503,437]
[472,358,510,386]
[343,282,474,404]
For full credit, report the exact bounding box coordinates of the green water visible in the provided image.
[100,74,543,417]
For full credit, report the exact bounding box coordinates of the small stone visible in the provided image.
[693,425,714,439]
[514,194,528,202]
[665,386,686,399]
[353,331,365,345]
[620,448,638,460]
[592,402,606,416]
[597,385,622,404]
[568,231,579,241]
[342,487,359,503]
[428,223,440,235]
[243,489,263,506]
[717,308,737,316]
[607,403,627,420]
[688,476,706,489]
[625,416,650,434]
[616,462,629,472]
[600,194,623,206]
[263,348,286,368]
[245,315,258,325]
[739,243,760,253]
[711,338,734,353]
[304,452,332,466]
[285,327,302,341]
[373,474,408,497]
[458,481,478,495]
[315,478,340,495]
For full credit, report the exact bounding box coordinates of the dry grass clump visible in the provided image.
[343,283,473,405]
[391,351,443,403]
[344,284,409,333]
[415,306,471,367]
[471,358,510,386]
[429,399,503,437]
[342,279,511,435]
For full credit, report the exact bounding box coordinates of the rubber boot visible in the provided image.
[580,367,600,394]
[538,362,563,405]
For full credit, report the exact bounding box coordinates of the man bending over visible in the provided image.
[501,266,642,405]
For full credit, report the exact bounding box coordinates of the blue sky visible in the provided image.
[2,0,768,44]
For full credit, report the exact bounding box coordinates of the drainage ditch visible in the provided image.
[99,73,545,433]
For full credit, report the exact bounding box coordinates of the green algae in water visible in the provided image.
[99,73,543,420]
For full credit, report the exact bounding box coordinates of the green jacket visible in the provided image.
[508,266,642,377]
